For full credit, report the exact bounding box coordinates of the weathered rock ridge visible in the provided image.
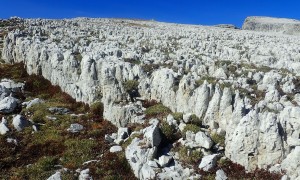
[2,17,300,179]
[243,16,300,35]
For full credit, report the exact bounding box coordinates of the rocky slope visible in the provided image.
[1,17,300,179]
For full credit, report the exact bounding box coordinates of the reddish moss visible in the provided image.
[197,160,283,180]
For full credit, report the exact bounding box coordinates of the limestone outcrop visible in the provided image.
[242,16,300,35]
[2,17,300,179]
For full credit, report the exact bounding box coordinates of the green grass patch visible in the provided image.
[62,139,96,169]
[195,76,217,87]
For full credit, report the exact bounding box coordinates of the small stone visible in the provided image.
[109,145,123,153]
[183,113,192,123]
[178,122,186,132]
[0,117,9,135]
[158,155,173,167]
[48,107,70,115]
[195,131,213,149]
[79,168,92,180]
[46,116,57,121]
[117,127,129,140]
[105,134,115,143]
[216,169,228,180]
[32,125,38,132]
[7,138,18,145]
[67,123,84,133]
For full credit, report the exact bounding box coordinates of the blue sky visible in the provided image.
[1,0,299,27]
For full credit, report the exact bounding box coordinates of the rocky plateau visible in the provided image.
[1,16,300,179]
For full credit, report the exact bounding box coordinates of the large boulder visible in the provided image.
[0,79,24,93]
[143,122,161,147]
[12,115,29,131]
[0,96,19,114]
[198,154,219,171]
[125,137,157,179]
[242,16,300,35]
[195,131,214,149]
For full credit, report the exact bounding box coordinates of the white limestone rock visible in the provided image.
[79,168,92,180]
[140,164,156,180]
[67,123,84,133]
[12,115,29,131]
[105,134,115,143]
[109,145,123,153]
[117,127,130,140]
[195,131,214,149]
[178,122,186,132]
[214,68,228,79]
[0,96,19,114]
[143,123,161,147]
[183,113,193,123]
[242,16,300,35]
[198,154,218,171]
[47,172,61,180]
[22,98,44,108]
[0,117,9,135]
[0,85,10,101]
[125,137,157,179]
[281,146,300,179]
[216,169,228,180]
[3,17,300,178]
[158,155,173,168]
[0,79,24,93]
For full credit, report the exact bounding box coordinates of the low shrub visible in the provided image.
[142,99,158,108]
[90,102,104,118]
[145,104,172,119]
[172,112,183,123]
[190,114,202,126]
[177,146,203,165]
[211,133,225,147]
[141,64,160,75]
[123,80,139,92]
[160,121,181,143]
[181,124,201,138]
[31,110,47,124]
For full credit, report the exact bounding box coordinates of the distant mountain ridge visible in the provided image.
[242,16,300,35]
